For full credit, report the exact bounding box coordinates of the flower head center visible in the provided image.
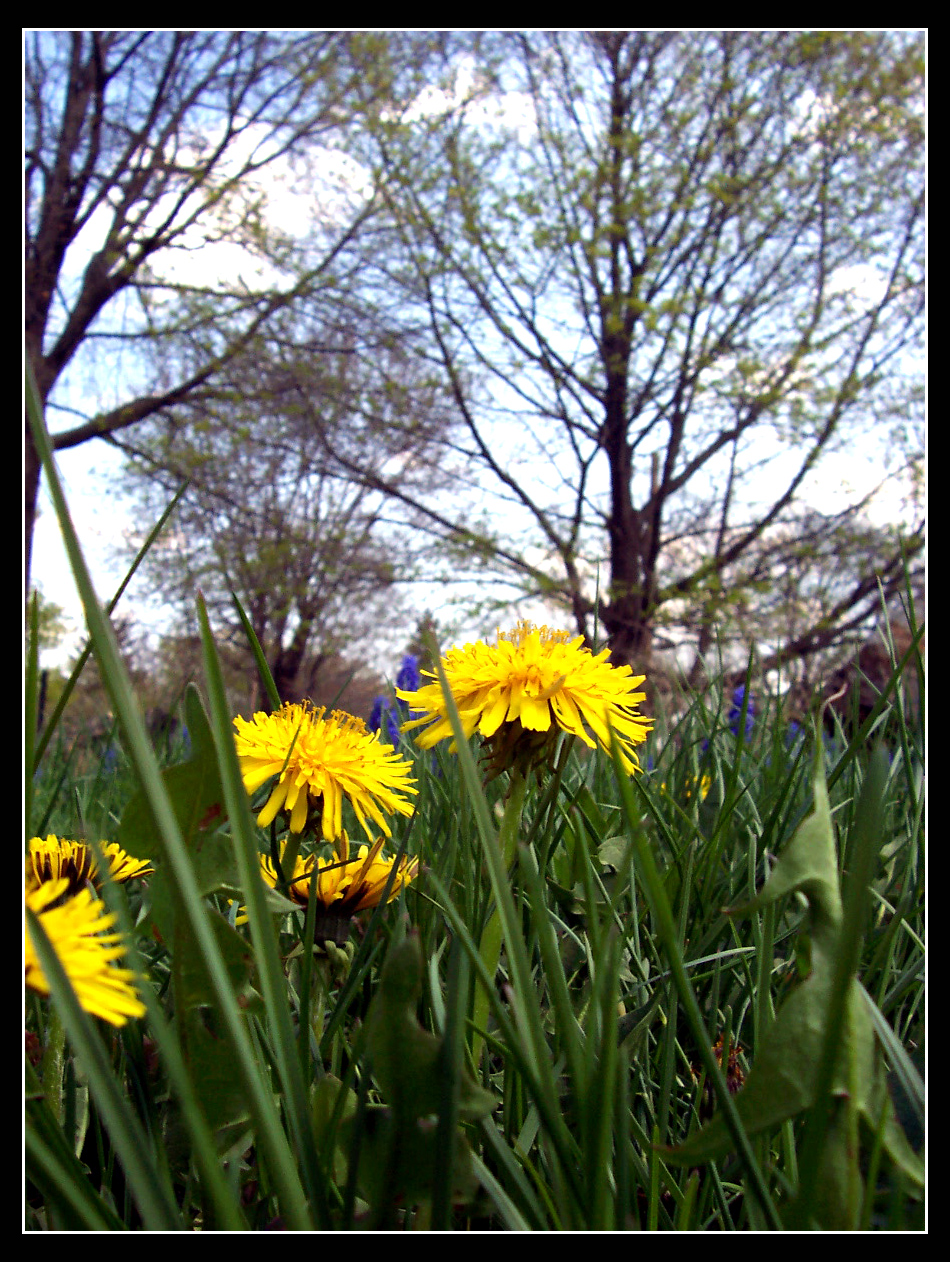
[497,620,571,650]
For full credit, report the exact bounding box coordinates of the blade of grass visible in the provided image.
[26,1061,128,1231]
[196,591,330,1228]
[79,835,247,1230]
[426,645,587,1213]
[26,362,313,1231]
[423,868,584,1214]
[26,592,40,834]
[430,936,467,1229]
[613,735,783,1229]
[230,588,282,711]
[32,481,188,771]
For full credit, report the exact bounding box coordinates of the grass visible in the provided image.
[25,370,925,1231]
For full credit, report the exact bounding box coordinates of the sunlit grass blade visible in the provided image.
[26,591,41,834]
[31,481,188,772]
[613,732,782,1229]
[430,936,467,1229]
[26,362,313,1230]
[230,587,282,710]
[196,591,329,1227]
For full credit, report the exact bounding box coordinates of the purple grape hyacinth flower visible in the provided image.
[369,655,423,745]
[395,654,421,694]
[369,695,401,745]
[727,686,754,739]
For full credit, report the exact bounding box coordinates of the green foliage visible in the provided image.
[663,740,923,1228]
[27,587,71,655]
[26,366,924,1230]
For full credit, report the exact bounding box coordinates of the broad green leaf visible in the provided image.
[119,684,238,896]
[728,751,842,954]
[365,932,496,1124]
[340,1105,483,1209]
[664,740,923,1202]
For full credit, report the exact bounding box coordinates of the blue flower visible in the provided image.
[701,685,754,751]
[727,686,754,739]
[369,695,401,746]
[370,655,424,745]
[395,654,421,694]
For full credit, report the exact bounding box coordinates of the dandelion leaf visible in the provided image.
[339,1105,482,1209]
[365,931,495,1123]
[311,1076,359,1185]
[728,750,842,957]
[161,1012,252,1156]
[666,972,875,1164]
[354,933,493,1212]
[665,745,923,1192]
[118,683,238,896]
[172,905,259,1014]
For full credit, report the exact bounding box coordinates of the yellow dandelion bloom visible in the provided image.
[258,833,419,945]
[25,879,147,1027]
[397,620,653,774]
[27,835,153,894]
[234,702,417,841]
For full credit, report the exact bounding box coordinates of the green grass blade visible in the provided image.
[26,1060,128,1231]
[26,592,40,832]
[196,593,328,1227]
[26,908,183,1229]
[80,838,248,1230]
[230,587,282,710]
[26,362,313,1231]
[26,1126,127,1231]
[32,482,188,770]
[612,737,782,1229]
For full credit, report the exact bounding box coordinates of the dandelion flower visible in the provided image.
[27,835,153,894]
[397,620,652,775]
[259,833,419,945]
[234,703,417,841]
[25,879,146,1026]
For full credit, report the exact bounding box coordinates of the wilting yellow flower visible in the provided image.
[26,835,153,894]
[25,879,147,1026]
[257,833,419,945]
[233,703,417,841]
[397,621,652,775]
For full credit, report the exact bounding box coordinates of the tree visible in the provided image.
[115,319,457,709]
[27,585,71,659]
[338,31,923,679]
[24,30,414,590]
